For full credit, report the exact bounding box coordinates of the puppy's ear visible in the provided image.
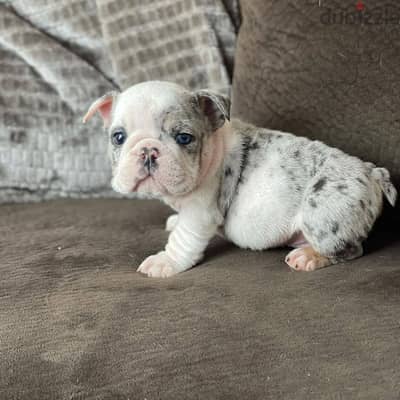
[82,91,118,127]
[195,90,230,131]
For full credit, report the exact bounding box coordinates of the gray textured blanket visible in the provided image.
[0,0,239,202]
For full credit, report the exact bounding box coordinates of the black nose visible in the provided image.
[141,147,159,170]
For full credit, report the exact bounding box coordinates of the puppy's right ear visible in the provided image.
[195,90,230,131]
[83,91,118,127]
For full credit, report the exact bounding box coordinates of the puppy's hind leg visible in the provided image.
[285,231,332,271]
[285,231,364,272]
[290,194,366,272]
[286,191,367,272]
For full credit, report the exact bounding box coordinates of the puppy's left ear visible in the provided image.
[196,90,230,131]
[82,91,118,127]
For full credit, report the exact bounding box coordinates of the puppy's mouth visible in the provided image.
[131,172,167,195]
[132,175,151,192]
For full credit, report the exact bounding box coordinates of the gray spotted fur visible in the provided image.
[220,118,397,262]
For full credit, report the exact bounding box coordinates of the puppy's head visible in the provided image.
[84,81,230,198]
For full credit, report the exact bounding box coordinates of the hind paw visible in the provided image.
[285,246,331,272]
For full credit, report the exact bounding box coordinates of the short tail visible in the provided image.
[372,167,397,207]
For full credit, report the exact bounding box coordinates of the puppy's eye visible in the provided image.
[111,129,127,146]
[175,133,193,145]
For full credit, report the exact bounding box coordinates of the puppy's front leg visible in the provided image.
[137,208,219,278]
[165,214,178,232]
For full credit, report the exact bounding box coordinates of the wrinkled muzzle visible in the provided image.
[111,137,198,197]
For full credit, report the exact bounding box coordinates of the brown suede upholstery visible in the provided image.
[1,200,400,399]
[232,0,400,206]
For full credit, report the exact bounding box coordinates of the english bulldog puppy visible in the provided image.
[83,81,397,278]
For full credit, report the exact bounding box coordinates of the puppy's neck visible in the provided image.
[197,121,232,186]
[218,119,254,216]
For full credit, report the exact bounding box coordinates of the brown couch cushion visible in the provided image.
[232,0,400,215]
[1,199,400,399]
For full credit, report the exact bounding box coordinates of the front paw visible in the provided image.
[165,214,178,232]
[137,251,180,278]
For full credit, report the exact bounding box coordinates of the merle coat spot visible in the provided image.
[224,166,233,177]
[313,177,327,192]
[236,137,252,186]
[331,222,339,234]
[337,184,348,194]
[356,177,367,186]
[288,173,296,182]
[304,222,315,234]
[309,198,317,208]
[249,141,259,150]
